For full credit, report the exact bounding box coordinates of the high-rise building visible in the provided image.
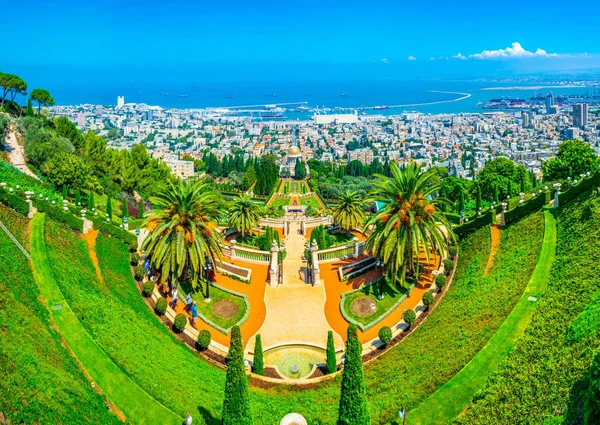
[545,92,555,114]
[117,96,125,108]
[76,113,86,128]
[572,103,588,129]
[522,111,530,128]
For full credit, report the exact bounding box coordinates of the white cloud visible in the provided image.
[380,57,389,64]
[453,53,467,60]
[468,42,560,59]
[429,57,436,61]
[408,56,416,61]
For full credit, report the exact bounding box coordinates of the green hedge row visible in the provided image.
[558,171,600,207]
[504,192,548,225]
[0,190,30,216]
[34,199,83,232]
[92,218,138,250]
[454,209,494,238]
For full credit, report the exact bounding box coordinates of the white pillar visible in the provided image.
[230,240,237,260]
[353,236,360,258]
[553,183,561,209]
[283,218,288,236]
[311,239,320,285]
[269,240,279,287]
[500,202,507,226]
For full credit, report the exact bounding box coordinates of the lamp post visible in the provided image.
[399,406,407,425]
[204,255,213,302]
[377,258,384,300]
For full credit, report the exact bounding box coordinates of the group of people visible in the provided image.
[168,284,198,326]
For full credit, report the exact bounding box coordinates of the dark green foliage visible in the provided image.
[134,265,145,280]
[448,246,458,257]
[222,325,252,425]
[403,309,417,327]
[478,158,531,201]
[422,292,434,307]
[75,188,81,205]
[585,352,600,425]
[338,324,370,425]
[475,184,482,212]
[34,198,83,232]
[542,139,599,181]
[454,209,494,238]
[130,252,140,265]
[142,280,154,296]
[327,330,337,374]
[378,326,393,345]
[87,191,95,211]
[92,218,138,247]
[198,330,211,349]
[309,225,332,250]
[294,159,307,180]
[504,190,548,224]
[0,188,30,215]
[23,128,74,168]
[106,197,112,220]
[155,297,168,315]
[121,200,128,218]
[173,313,187,332]
[443,259,455,272]
[253,334,264,376]
[435,274,447,289]
[558,171,600,207]
[138,200,144,219]
[30,88,55,112]
[25,97,34,116]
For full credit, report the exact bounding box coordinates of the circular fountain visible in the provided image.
[263,345,326,380]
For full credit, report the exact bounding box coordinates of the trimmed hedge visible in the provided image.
[92,218,138,250]
[435,274,447,289]
[558,171,600,207]
[197,330,211,350]
[379,326,393,345]
[504,191,548,225]
[173,313,187,332]
[454,209,494,238]
[0,189,30,216]
[422,291,434,306]
[155,297,167,315]
[142,281,154,296]
[33,199,83,232]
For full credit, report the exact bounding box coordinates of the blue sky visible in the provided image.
[3,0,600,82]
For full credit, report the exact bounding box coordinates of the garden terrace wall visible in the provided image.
[558,170,600,206]
[454,209,494,238]
[504,191,548,225]
[0,188,30,216]
[33,198,84,232]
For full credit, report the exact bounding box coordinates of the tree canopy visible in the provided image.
[30,88,55,112]
[542,139,599,181]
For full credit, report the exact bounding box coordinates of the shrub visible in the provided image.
[173,313,187,332]
[142,281,154,296]
[403,309,416,328]
[585,351,600,424]
[222,326,252,425]
[338,324,370,425]
[134,265,145,281]
[197,330,211,350]
[422,291,434,307]
[253,335,264,375]
[130,252,141,265]
[435,274,446,289]
[155,297,167,315]
[326,330,336,374]
[443,259,455,273]
[448,246,458,257]
[378,326,393,345]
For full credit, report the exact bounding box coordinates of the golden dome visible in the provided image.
[288,146,301,155]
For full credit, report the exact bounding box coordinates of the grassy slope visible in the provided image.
[29,214,181,425]
[409,209,556,424]
[453,194,600,425]
[0,206,123,425]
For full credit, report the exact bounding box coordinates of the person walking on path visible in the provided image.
[172,285,178,309]
[191,301,198,326]
[186,292,193,311]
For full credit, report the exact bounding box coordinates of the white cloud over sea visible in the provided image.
[460,42,563,60]
[408,56,416,61]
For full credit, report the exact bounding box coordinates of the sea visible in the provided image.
[46,79,595,118]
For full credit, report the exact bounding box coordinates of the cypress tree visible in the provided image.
[585,351,600,425]
[106,198,113,220]
[87,192,95,211]
[507,180,513,198]
[457,190,465,214]
[61,185,67,200]
[326,330,337,374]
[222,326,252,425]
[138,200,144,219]
[75,189,81,205]
[253,335,264,376]
[493,184,499,204]
[520,175,525,193]
[475,185,482,211]
[25,98,34,116]
[337,324,370,425]
[121,201,128,218]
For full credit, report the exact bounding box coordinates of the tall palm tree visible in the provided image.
[229,194,262,238]
[333,190,366,233]
[142,179,223,286]
[366,162,454,286]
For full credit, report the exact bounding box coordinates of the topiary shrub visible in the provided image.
[197,330,211,350]
[326,330,336,374]
[435,274,446,290]
[134,265,146,281]
[155,297,167,315]
[443,259,455,273]
[142,281,154,297]
[448,246,458,258]
[130,252,141,265]
[253,335,264,375]
[403,309,416,328]
[173,313,187,332]
[422,291,434,307]
[378,326,392,346]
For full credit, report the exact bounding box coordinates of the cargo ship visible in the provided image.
[373,105,389,110]
[260,113,283,119]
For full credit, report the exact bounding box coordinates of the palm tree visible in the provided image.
[142,179,223,287]
[229,194,262,238]
[366,162,454,286]
[333,190,365,233]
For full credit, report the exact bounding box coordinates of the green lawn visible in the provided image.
[300,195,322,209]
[269,196,290,208]
[191,283,248,333]
[408,209,557,425]
[453,194,600,425]
[0,206,123,425]
[329,230,355,247]
[342,278,407,328]
[28,213,181,425]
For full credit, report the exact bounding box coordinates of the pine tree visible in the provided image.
[326,330,337,374]
[106,197,113,220]
[222,326,252,425]
[337,324,370,425]
[253,335,264,376]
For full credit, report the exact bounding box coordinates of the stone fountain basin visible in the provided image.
[263,344,326,380]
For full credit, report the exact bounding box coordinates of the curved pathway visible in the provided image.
[408,210,557,425]
[3,128,38,179]
[485,225,501,275]
[29,213,181,425]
